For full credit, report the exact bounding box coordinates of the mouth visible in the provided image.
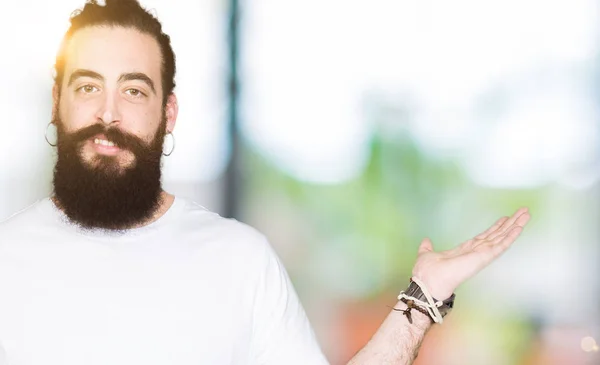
[89,134,122,155]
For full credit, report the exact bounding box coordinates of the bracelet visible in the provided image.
[396,277,456,324]
[392,298,434,324]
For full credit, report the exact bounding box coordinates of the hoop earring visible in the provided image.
[163,131,175,156]
[45,122,57,147]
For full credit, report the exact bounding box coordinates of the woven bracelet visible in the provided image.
[392,298,434,324]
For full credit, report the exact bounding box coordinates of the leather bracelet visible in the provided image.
[392,298,434,324]
[396,278,456,324]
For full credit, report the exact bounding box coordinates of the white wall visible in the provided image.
[0,0,227,220]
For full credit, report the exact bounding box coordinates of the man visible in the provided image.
[0,0,531,364]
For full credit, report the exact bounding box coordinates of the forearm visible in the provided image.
[347,209,531,364]
[346,300,433,365]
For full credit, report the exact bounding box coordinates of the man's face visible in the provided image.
[52,26,177,230]
[56,26,166,170]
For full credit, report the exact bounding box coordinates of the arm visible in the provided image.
[347,299,432,365]
[348,207,531,365]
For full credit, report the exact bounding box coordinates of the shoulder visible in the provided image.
[0,198,48,232]
[173,198,281,287]
[174,197,273,257]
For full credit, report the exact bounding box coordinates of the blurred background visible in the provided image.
[1,0,599,364]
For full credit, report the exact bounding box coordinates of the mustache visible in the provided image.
[61,123,151,154]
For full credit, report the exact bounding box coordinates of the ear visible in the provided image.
[51,84,60,123]
[164,93,179,133]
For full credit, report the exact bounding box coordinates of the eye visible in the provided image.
[125,88,146,98]
[78,85,99,94]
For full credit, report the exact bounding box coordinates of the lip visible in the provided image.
[89,134,121,156]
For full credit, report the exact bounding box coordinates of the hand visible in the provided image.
[411,207,531,300]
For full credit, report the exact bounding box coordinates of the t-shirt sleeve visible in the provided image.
[249,237,330,365]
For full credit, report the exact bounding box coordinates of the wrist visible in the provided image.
[397,278,456,324]
[392,300,433,329]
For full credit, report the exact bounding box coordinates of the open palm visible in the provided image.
[412,207,531,300]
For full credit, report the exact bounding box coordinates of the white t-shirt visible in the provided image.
[0,197,329,365]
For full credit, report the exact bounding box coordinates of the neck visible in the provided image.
[142,191,175,228]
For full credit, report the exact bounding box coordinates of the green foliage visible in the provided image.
[243,127,545,298]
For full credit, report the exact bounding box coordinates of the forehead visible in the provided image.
[62,26,162,86]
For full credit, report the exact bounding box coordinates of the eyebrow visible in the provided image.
[67,69,157,95]
[118,72,156,95]
[67,69,103,86]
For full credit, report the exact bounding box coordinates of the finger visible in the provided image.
[475,216,509,240]
[487,207,529,241]
[470,225,524,266]
[450,210,529,257]
[486,208,527,240]
[489,211,530,242]
[471,211,529,252]
[514,211,531,227]
[418,237,434,254]
[491,225,524,255]
[491,213,530,244]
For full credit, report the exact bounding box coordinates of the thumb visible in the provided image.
[418,237,434,254]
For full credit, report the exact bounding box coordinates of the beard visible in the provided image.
[52,114,167,231]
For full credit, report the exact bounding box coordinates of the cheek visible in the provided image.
[124,107,164,140]
[58,100,97,132]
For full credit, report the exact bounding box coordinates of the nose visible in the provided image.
[96,92,122,125]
